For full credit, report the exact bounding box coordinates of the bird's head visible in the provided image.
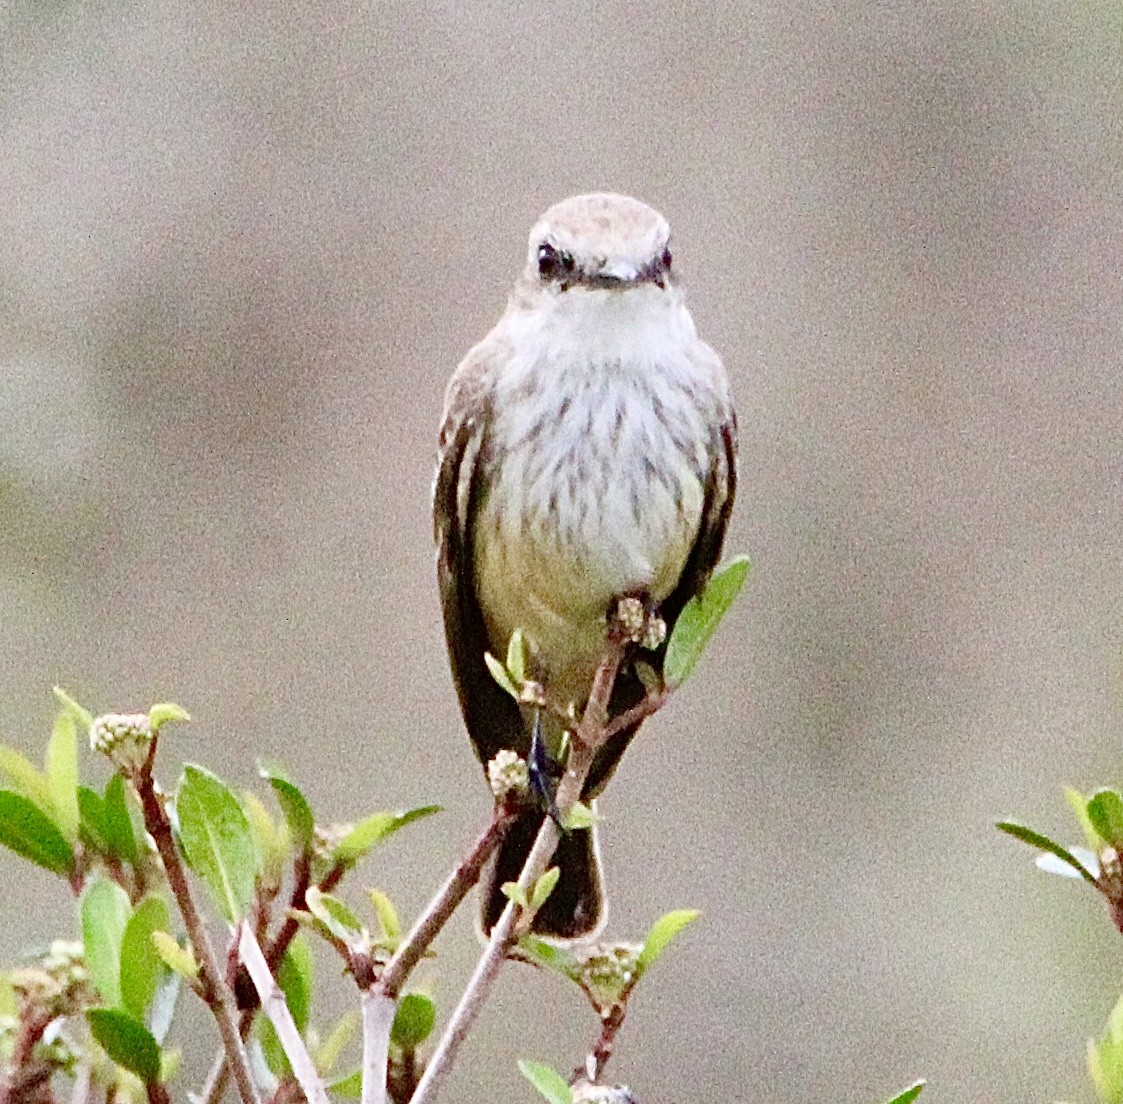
[521,193,675,295]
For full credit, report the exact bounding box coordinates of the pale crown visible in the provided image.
[522,193,673,291]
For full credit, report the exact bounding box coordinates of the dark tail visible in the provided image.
[481,809,604,941]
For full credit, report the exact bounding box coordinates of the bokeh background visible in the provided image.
[3,3,1123,1101]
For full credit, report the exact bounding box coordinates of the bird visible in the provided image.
[434,192,736,940]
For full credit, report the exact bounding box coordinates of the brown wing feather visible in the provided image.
[434,366,526,771]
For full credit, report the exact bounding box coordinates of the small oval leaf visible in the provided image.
[147,703,190,731]
[484,652,519,699]
[0,790,75,874]
[996,820,1099,886]
[637,908,701,975]
[391,993,436,1050]
[45,712,80,843]
[102,773,139,865]
[151,932,199,981]
[506,629,527,685]
[882,1081,925,1104]
[0,748,54,815]
[517,1059,572,1104]
[260,766,315,852]
[305,888,365,949]
[175,765,258,923]
[368,889,402,947]
[332,805,440,866]
[82,877,131,1007]
[87,1008,163,1085]
[664,556,750,688]
[1088,789,1123,850]
[120,895,171,1020]
[530,867,560,911]
[517,935,581,981]
[53,687,94,730]
[327,1071,362,1098]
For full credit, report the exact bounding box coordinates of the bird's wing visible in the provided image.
[434,346,526,771]
[658,409,738,633]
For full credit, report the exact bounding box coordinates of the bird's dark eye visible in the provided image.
[661,247,673,270]
[537,242,574,280]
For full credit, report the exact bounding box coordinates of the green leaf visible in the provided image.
[46,711,80,843]
[637,908,701,975]
[1088,789,1123,850]
[120,895,171,1020]
[53,687,94,730]
[663,555,750,688]
[87,1008,162,1085]
[391,993,436,1050]
[506,629,527,684]
[517,1059,572,1104]
[328,1070,362,1098]
[78,786,110,852]
[501,882,529,909]
[0,747,54,814]
[102,773,139,865]
[368,889,402,947]
[151,932,198,981]
[147,703,190,731]
[305,888,365,948]
[530,867,560,911]
[1066,786,1103,851]
[882,1081,925,1104]
[332,805,440,865]
[1090,992,1123,1102]
[260,765,315,852]
[0,789,75,874]
[517,935,581,980]
[996,820,1099,886]
[314,1011,359,1076]
[278,934,313,1032]
[563,801,598,831]
[243,790,289,893]
[175,765,258,923]
[484,652,519,699]
[82,877,132,1007]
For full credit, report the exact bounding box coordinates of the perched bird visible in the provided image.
[434,193,736,940]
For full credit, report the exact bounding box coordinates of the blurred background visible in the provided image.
[3,3,1123,1101]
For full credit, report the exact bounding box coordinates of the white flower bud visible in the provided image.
[487,749,530,800]
[89,712,153,773]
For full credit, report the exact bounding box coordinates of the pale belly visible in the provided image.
[473,384,707,707]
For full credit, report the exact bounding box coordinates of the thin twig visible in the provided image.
[357,808,513,1104]
[379,808,513,1000]
[580,965,641,1084]
[135,749,261,1104]
[205,854,343,1104]
[238,923,330,1104]
[199,1050,229,1104]
[360,987,396,1104]
[409,632,628,1104]
[602,687,669,741]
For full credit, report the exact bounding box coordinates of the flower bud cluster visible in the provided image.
[487,749,530,800]
[577,941,642,1010]
[89,712,153,773]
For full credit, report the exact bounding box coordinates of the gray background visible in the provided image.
[3,3,1123,1102]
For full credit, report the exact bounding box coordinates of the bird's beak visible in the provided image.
[598,260,640,284]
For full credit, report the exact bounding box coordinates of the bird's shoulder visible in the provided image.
[437,330,514,453]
